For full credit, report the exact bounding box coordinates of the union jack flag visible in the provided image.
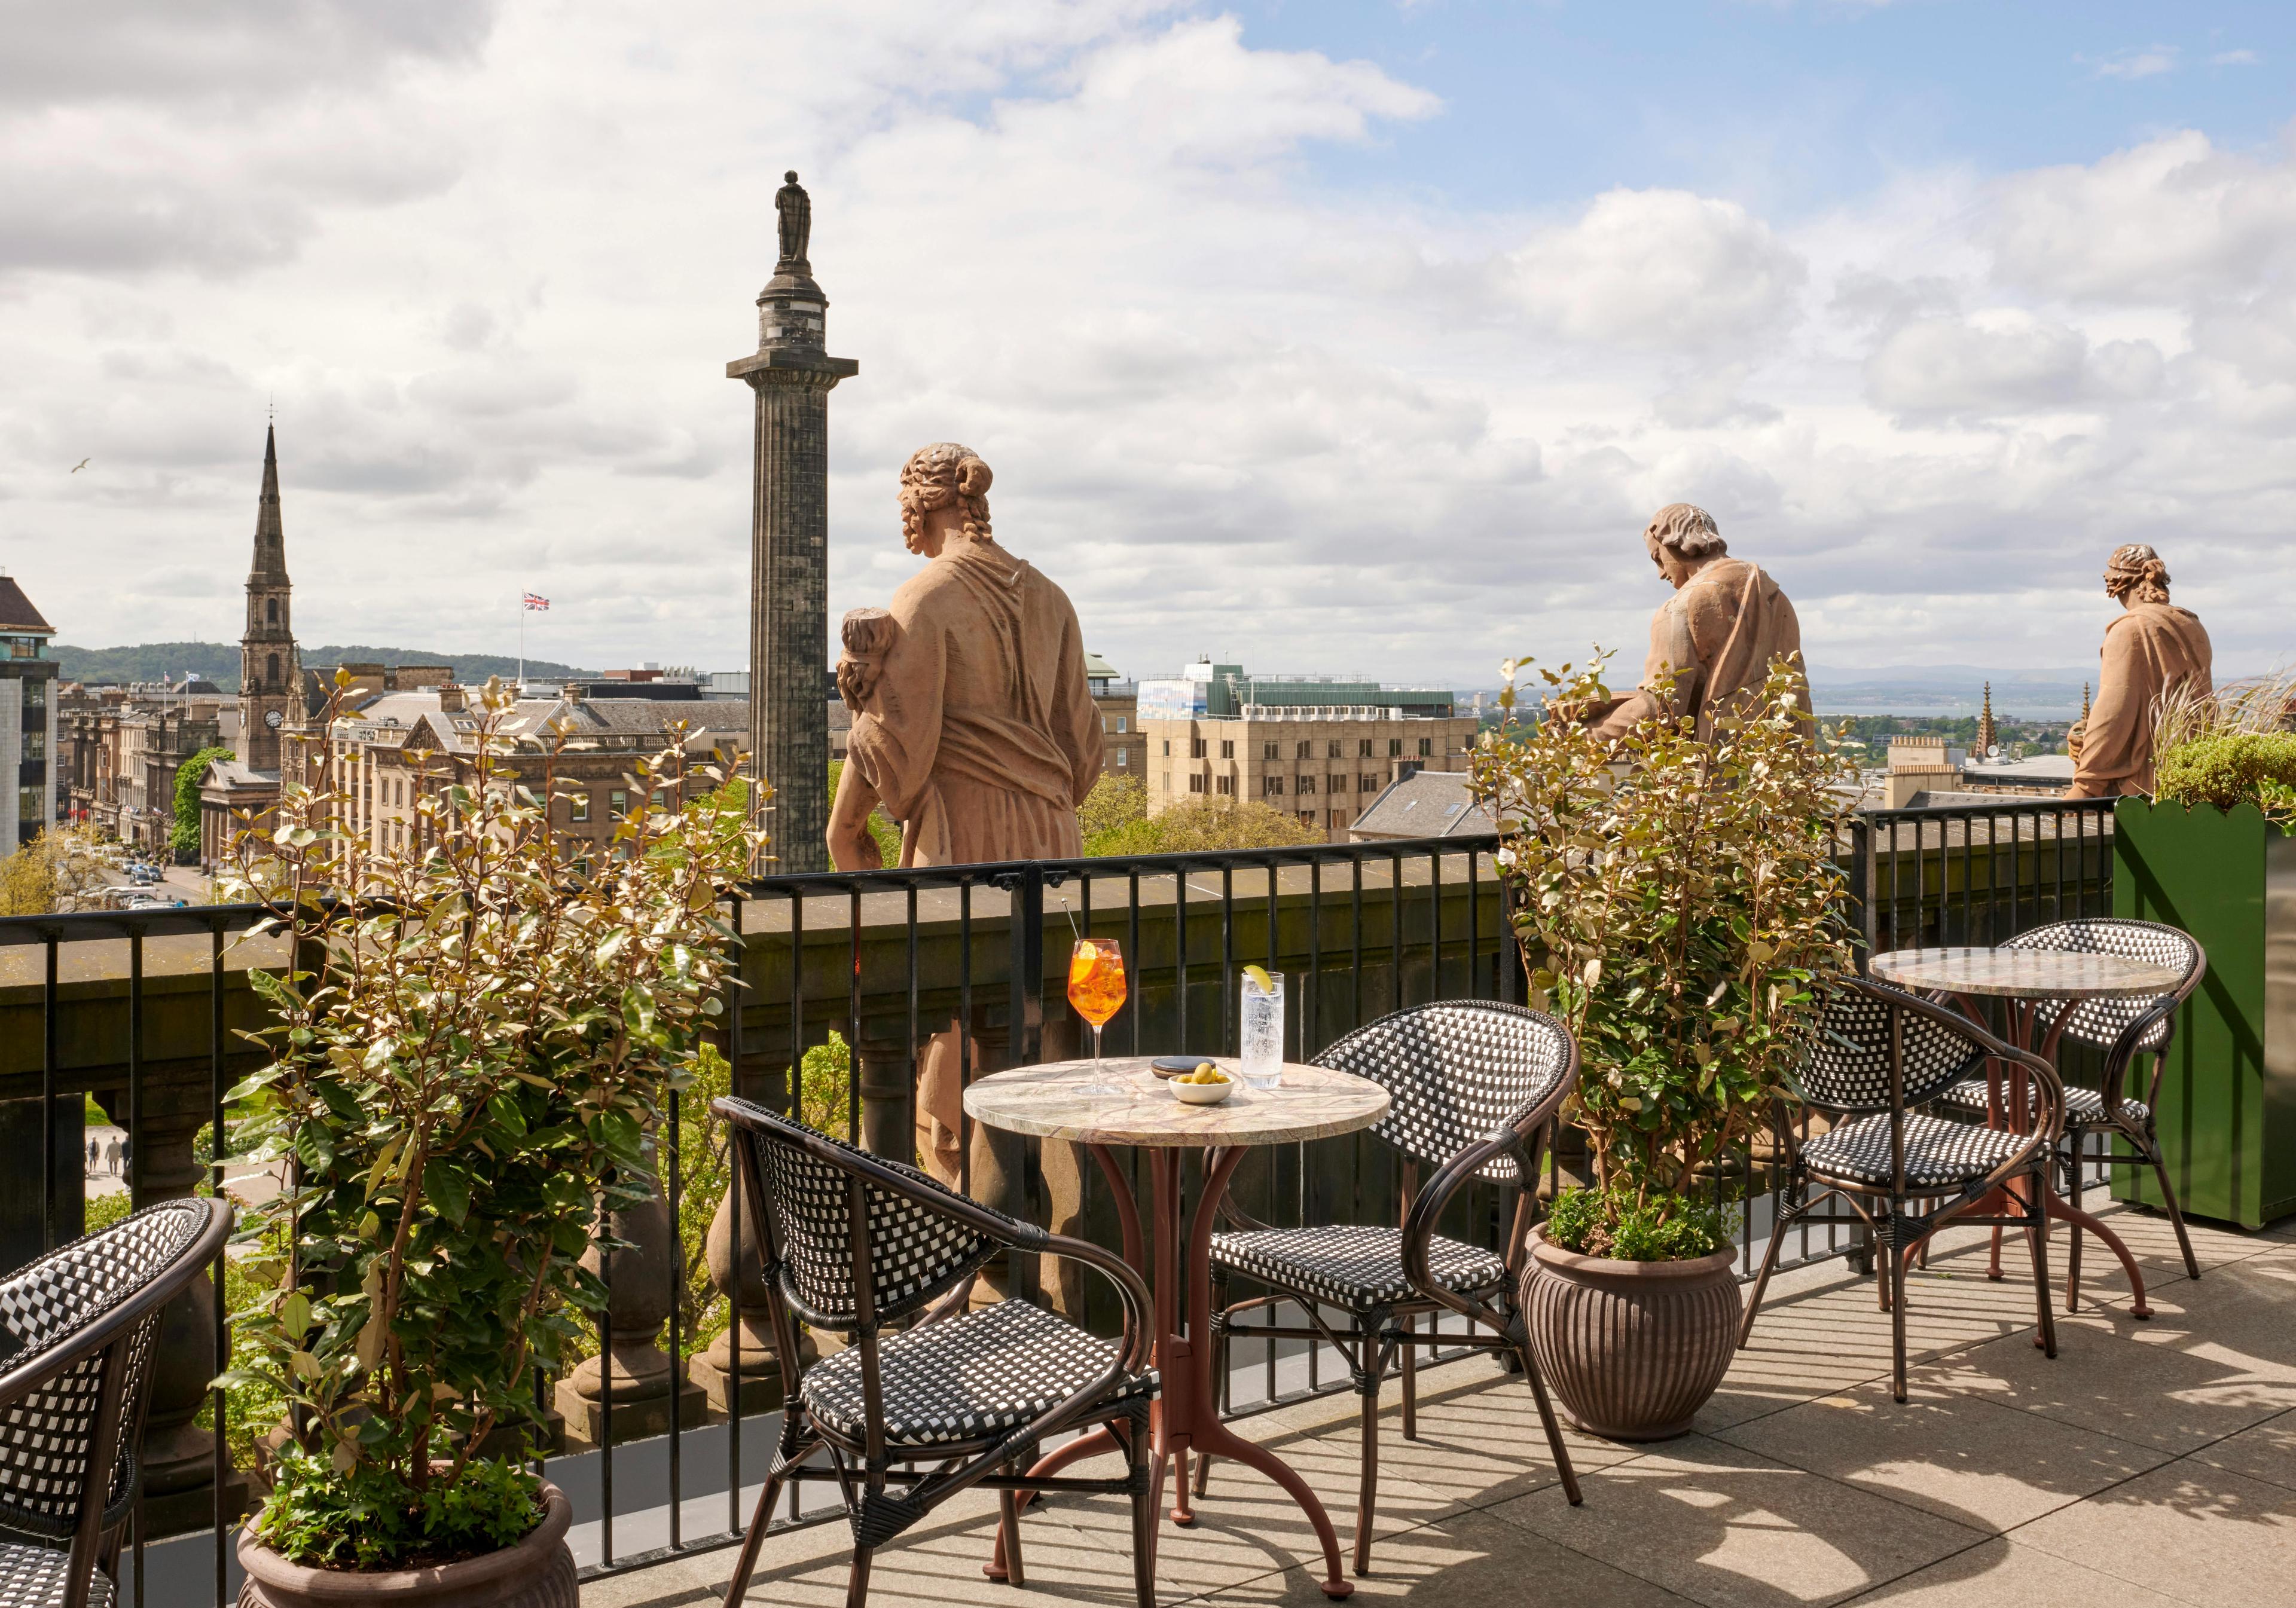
[522,592,551,611]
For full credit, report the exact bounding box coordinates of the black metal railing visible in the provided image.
[0,798,2119,1605]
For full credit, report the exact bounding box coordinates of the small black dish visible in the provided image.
[1149,1056,1208,1080]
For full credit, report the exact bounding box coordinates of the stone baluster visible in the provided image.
[561,1150,704,1447]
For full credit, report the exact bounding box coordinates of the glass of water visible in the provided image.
[1239,968,1285,1089]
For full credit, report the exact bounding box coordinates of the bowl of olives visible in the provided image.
[1171,1062,1236,1105]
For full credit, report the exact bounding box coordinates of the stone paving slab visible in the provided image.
[582,1203,2294,1608]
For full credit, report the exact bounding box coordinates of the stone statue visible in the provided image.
[2066,543,2212,799]
[774,169,810,268]
[1583,503,1808,743]
[830,443,1103,1178]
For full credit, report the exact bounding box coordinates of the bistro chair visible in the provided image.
[0,1197,233,1608]
[1201,1001,1583,1578]
[712,1098,1160,1608]
[1741,977,2062,1401]
[1932,918,2206,1300]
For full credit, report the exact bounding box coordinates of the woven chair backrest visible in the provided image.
[0,1200,215,1539]
[2004,919,2199,1053]
[1315,1001,1576,1184]
[1802,981,1986,1114]
[725,1098,998,1333]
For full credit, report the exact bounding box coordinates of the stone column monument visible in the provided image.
[728,171,858,875]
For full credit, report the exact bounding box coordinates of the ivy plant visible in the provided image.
[216,677,762,1566]
[1472,653,1857,1258]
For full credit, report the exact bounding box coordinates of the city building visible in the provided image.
[1137,660,1476,842]
[201,427,312,861]
[1348,767,1497,842]
[1087,652,1144,782]
[237,683,754,872]
[1882,735,1966,808]
[0,572,60,848]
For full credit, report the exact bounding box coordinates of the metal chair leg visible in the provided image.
[2065,1126,2086,1313]
[844,1546,875,1608]
[996,1460,1026,1588]
[1888,1237,1910,1404]
[722,1452,803,1607]
[2144,1126,2202,1281]
[1399,1314,1418,1441]
[1515,1337,1582,1506]
[2026,1178,2058,1360]
[1125,1416,1156,1608]
[1352,1356,1384,1576]
[1737,1182,1798,1349]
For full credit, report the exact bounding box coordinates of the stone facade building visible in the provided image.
[1087,653,1145,784]
[1138,661,1475,842]
[201,427,310,863]
[0,573,60,849]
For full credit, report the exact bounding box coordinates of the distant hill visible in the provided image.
[52,641,596,693]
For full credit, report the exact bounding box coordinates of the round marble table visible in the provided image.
[966,1058,1390,1600]
[1869,946,2186,1317]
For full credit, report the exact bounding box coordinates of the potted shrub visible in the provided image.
[2111,675,2296,1228]
[1474,655,1855,1439]
[215,680,759,1608]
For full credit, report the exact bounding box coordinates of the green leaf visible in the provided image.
[421,1158,473,1226]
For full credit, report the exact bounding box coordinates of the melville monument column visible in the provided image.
[729,171,857,872]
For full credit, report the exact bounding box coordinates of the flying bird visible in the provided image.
[70,458,90,473]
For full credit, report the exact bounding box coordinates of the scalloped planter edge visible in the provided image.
[1520,1227,1742,1442]
[236,1479,577,1608]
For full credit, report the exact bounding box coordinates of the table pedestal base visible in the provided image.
[988,1145,1353,1598]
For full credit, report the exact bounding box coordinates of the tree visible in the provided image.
[173,745,234,860]
[1085,784,1321,855]
[0,826,114,915]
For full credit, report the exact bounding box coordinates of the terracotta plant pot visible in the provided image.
[236,1479,577,1608]
[1519,1227,1741,1441]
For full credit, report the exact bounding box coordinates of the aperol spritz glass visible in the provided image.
[1068,937,1128,1092]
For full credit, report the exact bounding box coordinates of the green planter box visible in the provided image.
[2111,799,2296,1228]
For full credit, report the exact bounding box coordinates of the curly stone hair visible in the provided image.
[899,442,994,544]
[2105,543,2172,604]
[1644,502,1727,560]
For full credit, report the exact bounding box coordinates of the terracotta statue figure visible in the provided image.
[1584,503,1808,743]
[830,442,1103,1179]
[2066,543,2212,799]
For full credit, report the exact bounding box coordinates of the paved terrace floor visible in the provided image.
[587,1202,2296,1608]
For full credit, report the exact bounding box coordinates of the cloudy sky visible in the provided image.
[4,0,2293,686]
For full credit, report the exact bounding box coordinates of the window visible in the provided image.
[1388,738,1403,757]
[1360,775,1377,792]
[1115,748,1128,768]
[1297,811,1315,827]
[25,681,44,708]
[1329,810,1347,829]
[1264,775,1284,795]
[1297,775,1316,794]
[1215,775,1234,796]
[1295,741,1311,760]
[1162,739,1171,756]
[1190,738,1206,759]
[1418,737,1432,757]
[1265,742,1281,760]
[1220,740,1234,759]
[1115,717,1128,733]
[1358,739,1373,757]
[25,732,42,760]
[568,791,591,823]
[1188,774,1206,794]
[610,788,630,817]
[267,653,280,684]
[266,598,278,623]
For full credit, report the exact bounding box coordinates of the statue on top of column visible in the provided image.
[2066,543,2212,799]
[774,170,811,269]
[1581,503,1808,743]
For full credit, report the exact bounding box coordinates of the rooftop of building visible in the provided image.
[1350,767,1497,840]
[0,573,55,637]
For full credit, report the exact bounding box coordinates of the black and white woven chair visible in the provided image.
[1931,919,2205,1301]
[712,1098,1159,1608]
[1202,1001,1583,1578]
[1739,977,2062,1401]
[0,1197,232,1608]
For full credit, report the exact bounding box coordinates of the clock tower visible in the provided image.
[239,424,301,772]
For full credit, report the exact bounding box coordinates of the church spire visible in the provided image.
[1976,681,1997,757]
[250,423,288,583]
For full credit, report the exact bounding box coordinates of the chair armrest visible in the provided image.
[1399,1126,1531,1327]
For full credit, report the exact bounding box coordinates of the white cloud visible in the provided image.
[1507,189,1808,350]
[2079,44,2179,80]
[1989,130,2296,302]
[0,2,2290,690]
[2210,49,2260,67]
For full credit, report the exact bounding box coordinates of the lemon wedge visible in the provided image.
[1242,964,1274,995]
